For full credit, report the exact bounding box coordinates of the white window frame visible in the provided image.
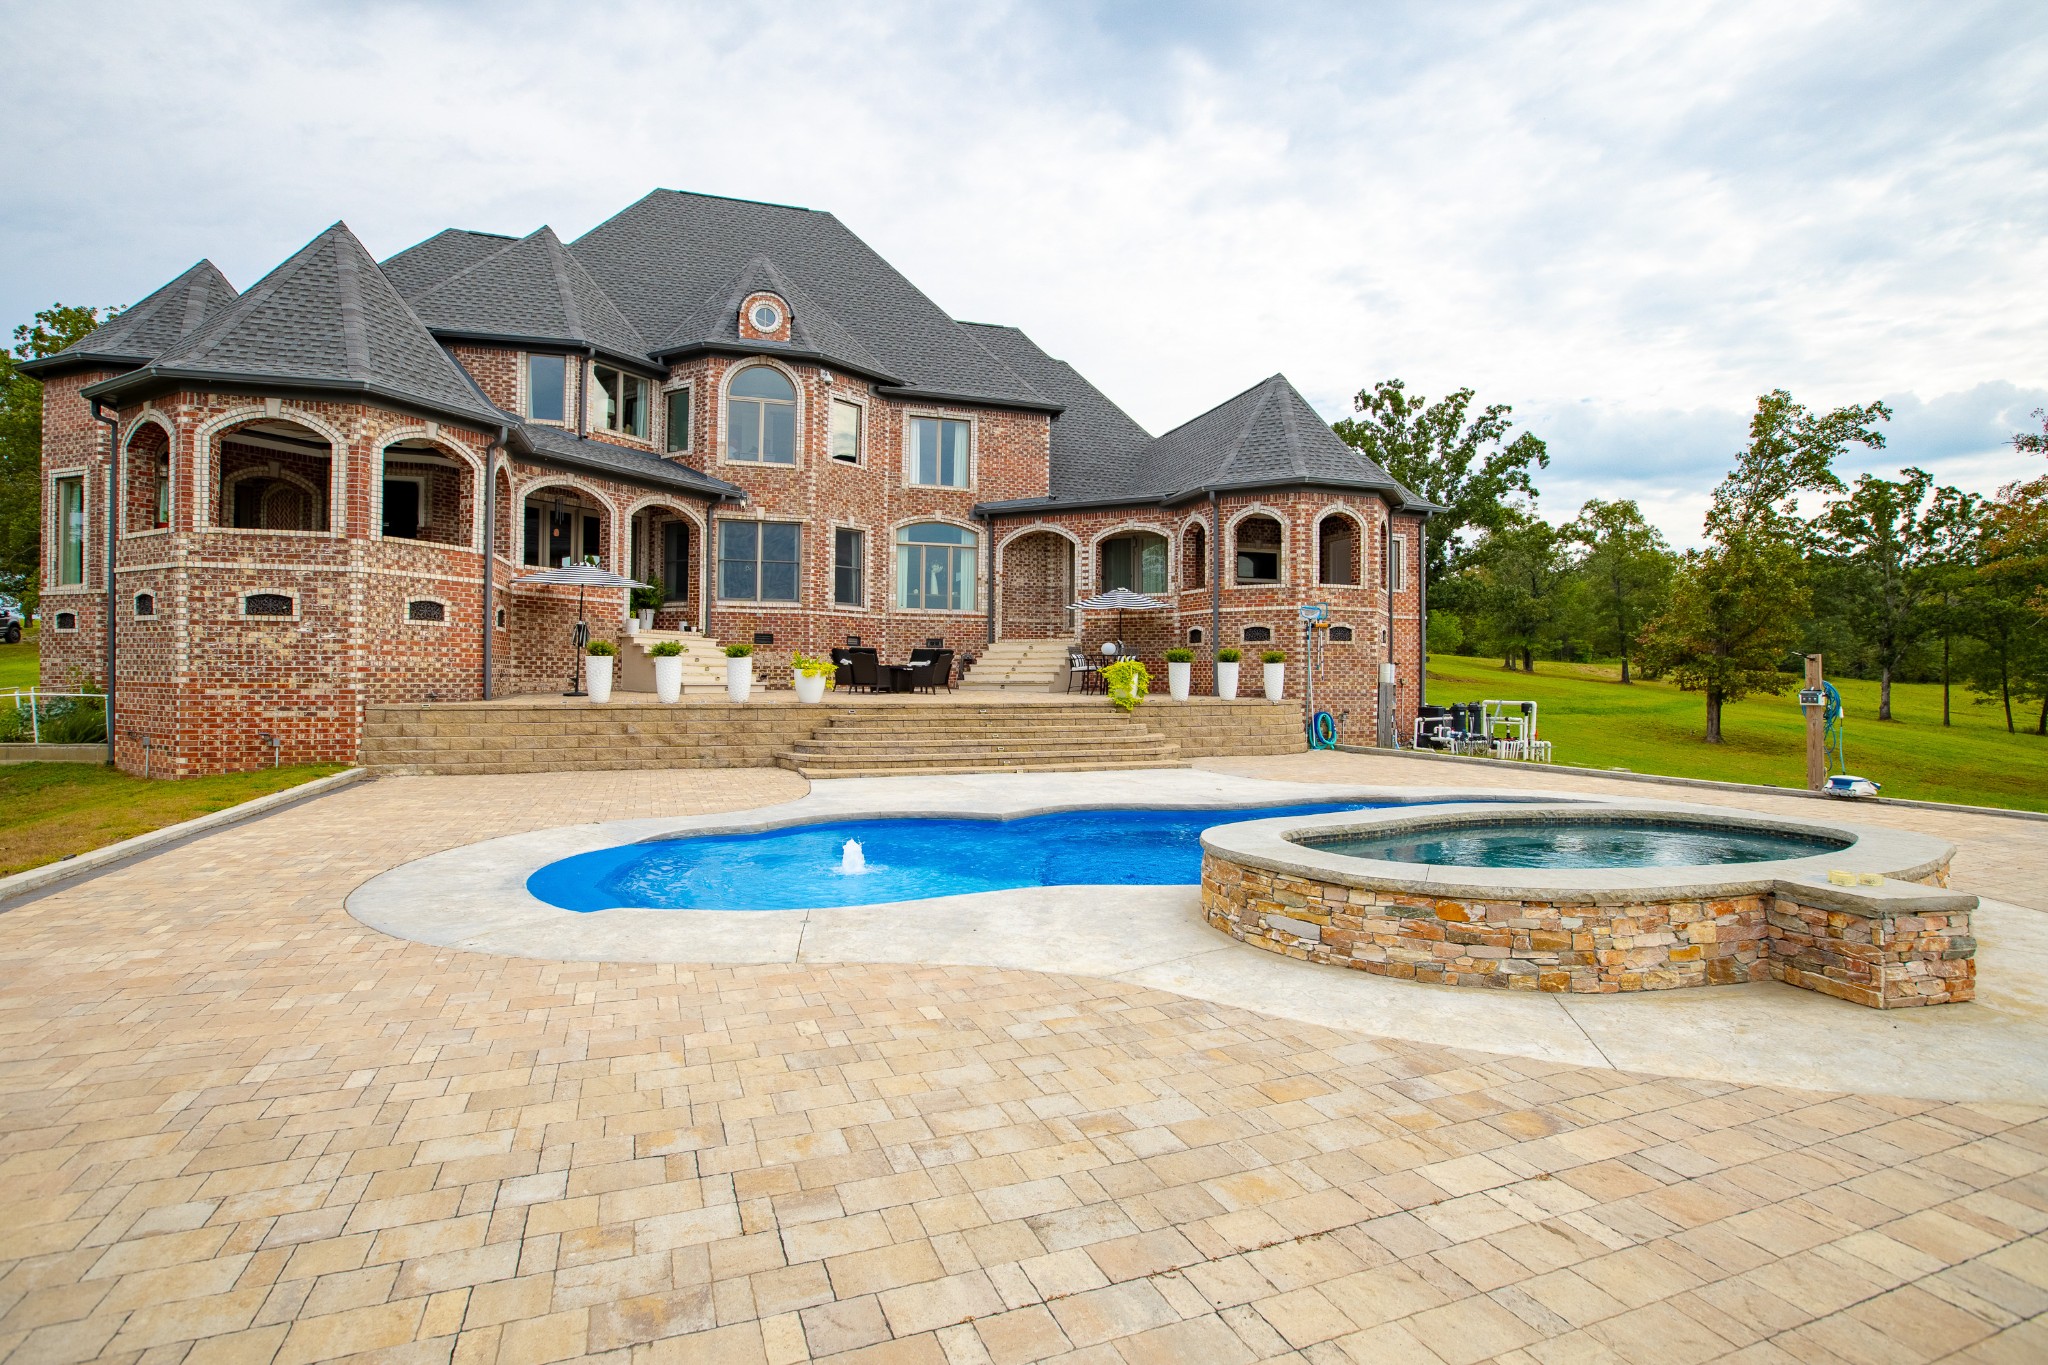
[894,520,980,613]
[832,524,867,608]
[1390,534,1408,592]
[903,413,975,490]
[591,362,650,439]
[829,397,865,465]
[716,519,803,604]
[722,363,801,467]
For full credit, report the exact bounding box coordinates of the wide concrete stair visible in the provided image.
[615,630,730,695]
[361,697,1305,776]
[960,638,1070,692]
[776,703,1181,776]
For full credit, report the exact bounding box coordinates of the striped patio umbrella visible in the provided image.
[1071,587,1167,654]
[517,563,649,695]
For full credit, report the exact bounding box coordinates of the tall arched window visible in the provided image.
[1318,515,1359,585]
[897,523,978,611]
[1185,524,1207,589]
[727,366,797,464]
[1234,514,1283,584]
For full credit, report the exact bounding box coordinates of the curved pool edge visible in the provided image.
[1197,800,1976,1008]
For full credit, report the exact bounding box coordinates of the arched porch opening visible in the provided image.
[997,529,1076,639]
[213,418,334,532]
[1183,522,1207,589]
[379,439,476,546]
[521,483,611,569]
[123,420,172,534]
[1317,512,1360,586]
[627,501,698,612]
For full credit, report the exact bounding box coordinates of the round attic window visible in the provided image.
[750,301,783,332]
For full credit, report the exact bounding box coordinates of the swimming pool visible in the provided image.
[527,802,1390,911]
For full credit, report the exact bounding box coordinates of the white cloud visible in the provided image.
[3,0,2041,544]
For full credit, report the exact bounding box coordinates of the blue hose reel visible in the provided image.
[1309,710,1338,749]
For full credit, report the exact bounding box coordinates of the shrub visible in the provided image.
[1102,658,1150,712]
[630,578,665,613]
[586,640,618,657]
[1216,647,1242,663]
[648,641,683,657]
[1165,647,1194,663]
[1261,650,1286,664]
[723,642,755,658]
[0,692,105,744]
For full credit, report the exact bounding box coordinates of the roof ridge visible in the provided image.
[539,228,587,338]
[333,232,371,379]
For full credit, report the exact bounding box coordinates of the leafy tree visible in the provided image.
[1641,389,1890,743]
[1,304,112,613]
[1920,483,1982,726]
[1565,498,1672,682]
[1969,457,2048,733]
[1332,379,1548,591]
[1467,510,1573,673]
[2013,406,2047,456]
[1819,467,1936,721]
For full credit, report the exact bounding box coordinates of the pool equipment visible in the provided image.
[1799,679,1879,798]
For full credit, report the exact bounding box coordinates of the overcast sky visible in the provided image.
[5,0,2043,545]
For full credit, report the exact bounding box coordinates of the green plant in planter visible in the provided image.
[1102,658,1150,712]
[1216,647,1242,663]
[630,577,665,613]
[1261,650,1286,664]
[722,642,755,658]
[586,640,618,657]
[1165,647,1195,663]
[791,651,836,685]
[648,641,683,658]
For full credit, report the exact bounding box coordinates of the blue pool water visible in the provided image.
[527,802,1386,911]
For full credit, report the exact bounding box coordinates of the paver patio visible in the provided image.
[2,755,2044,1364]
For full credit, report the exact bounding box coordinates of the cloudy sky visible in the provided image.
[5,0,2043,544]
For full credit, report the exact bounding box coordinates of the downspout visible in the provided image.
[482,426,506,700]
[577,347,595,438]
[1384,506,1394,680]
[91,399,118,767]
[981,511,996,645]
[1207,490,1222,695]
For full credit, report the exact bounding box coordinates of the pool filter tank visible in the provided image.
[1378,662,1396,747]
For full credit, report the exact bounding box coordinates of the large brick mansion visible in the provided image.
[27,190,1430,776]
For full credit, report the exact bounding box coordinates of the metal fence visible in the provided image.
[2,689,103,745]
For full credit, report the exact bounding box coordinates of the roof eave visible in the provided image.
[507,431,743,501]
[875,383,1064,416]
[81,367,503,433]
[427,329,662,377]
[977,476,1423,519]
[652,339,902,388]
[16,352,149,380]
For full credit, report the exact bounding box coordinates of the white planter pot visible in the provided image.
[794,671,827,704]
[585,655,615,704]
[1167,660,1192,701]
[725,656,753,703]
[1215,660,1239,699]
[638,608,655,631]
[653,655,683,704]
[1263,662,1286,702]
[623,616,637,636]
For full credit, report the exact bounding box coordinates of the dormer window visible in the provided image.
[749,300,783,332]
[593,364,648,439]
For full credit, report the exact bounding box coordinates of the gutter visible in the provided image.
[425,331,663,378]
[875,383,1064,417]
[90,399,119,767]
[980,509,996,645]
[654,340,902,390]
[483,425,506,700]
[974,476,1414,519]
[1208,490,1222,693]
[80,369,502,436]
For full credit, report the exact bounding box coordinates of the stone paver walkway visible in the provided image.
[2,764,2045,1364]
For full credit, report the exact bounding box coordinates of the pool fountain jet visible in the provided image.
[838,839,868,876]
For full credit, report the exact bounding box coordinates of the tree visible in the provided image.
[2013,407,2047,456]
[1921,483,1982,726]
[1820,467,1936,721]
[1,304,112,613]
[1565,498,1672,682]
[1640,389,1890,743]
[1467,510,1572,673]
[1332,379,1548,591]
[1969,458,2048,734]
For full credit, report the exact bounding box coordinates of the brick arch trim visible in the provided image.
[1225,502,1291,584]
[716,356,807,464]
[1310,504,1369,588]
[120,413,177,537]
[1087,519,1176,595]
[376,427,486,550]
[512,475,621,571]
[193,407,351,535]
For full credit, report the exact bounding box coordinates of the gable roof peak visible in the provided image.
[19,258,240,379]
[408,223,647,366]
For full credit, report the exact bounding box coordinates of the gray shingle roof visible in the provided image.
[408,227,650,369]
[978,373,1421,513]
[511,423,742,500]
[570,191,1056,411]
[380,228,516,299]
[82,223,503,428]
[961,324,1152,499]
[19,260,239,378]
[659,254,891,380]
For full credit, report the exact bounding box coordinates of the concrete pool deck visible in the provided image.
[347,768,2044,1106]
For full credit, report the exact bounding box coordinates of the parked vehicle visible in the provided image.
[0,596,23,645]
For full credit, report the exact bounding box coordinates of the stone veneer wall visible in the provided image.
[1202,851,1972,1008]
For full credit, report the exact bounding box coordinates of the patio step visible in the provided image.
[616,630,734,693]
[960,638,1071,692]
[774,703,1184,776]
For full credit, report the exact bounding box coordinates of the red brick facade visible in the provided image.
[43,341,1425,775]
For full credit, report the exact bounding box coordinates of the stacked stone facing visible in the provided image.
[1764,893,1976,1008]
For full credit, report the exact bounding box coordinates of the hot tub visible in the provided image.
[1199,802,1975,1007]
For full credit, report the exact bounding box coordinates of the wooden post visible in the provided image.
[1805,654,1826,791]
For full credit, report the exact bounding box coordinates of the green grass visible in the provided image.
[1426,654,2048,813]
[0,762,347,876]
[0,629,36,691]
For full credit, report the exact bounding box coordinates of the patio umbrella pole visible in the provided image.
[565,583,592,696]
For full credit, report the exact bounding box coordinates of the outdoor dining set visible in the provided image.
[830,646,955,694]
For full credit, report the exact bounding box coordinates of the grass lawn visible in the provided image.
[0,631,36,690]
[1426,654,2048,812]
[0,763,346,877]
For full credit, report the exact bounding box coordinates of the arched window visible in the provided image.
[727,366,797,464]
[1234,514,1283,584]
[1318,515,1359,585]
[897,523,978,611]
[1185,524,1207,589]
[1099,531,1167,595]
[125,423,172,533]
